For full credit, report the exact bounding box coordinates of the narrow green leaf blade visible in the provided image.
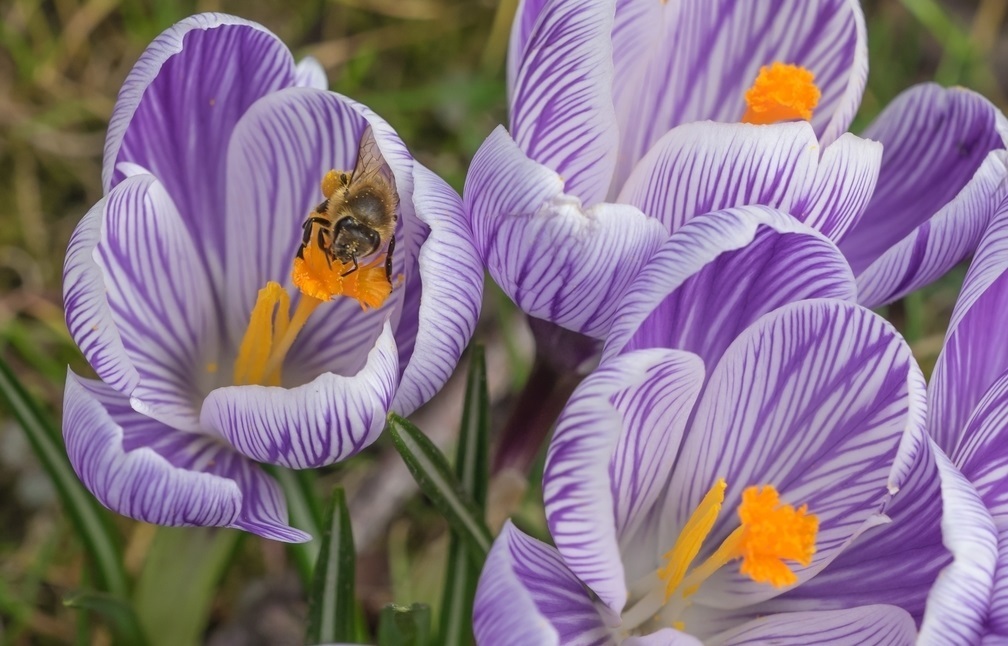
[133,527,240,646]
[440,346,489,646]
[378,603,431,646]
[268,465,323,586]
[0,357,127,597]
[386,414,492,563]
[65,590,147,646]
[305,487,356,645]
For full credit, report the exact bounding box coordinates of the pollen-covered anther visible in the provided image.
[292,238,392,310]
[741,62,821,125]
[734,485,818,587]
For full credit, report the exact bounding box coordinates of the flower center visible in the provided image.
[620,479,818,634]
[741,62,821,125]
[230,170,395,386]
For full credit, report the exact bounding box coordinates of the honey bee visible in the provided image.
[298,125,399,281]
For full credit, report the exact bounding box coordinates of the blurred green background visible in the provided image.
[0,0,1005,643]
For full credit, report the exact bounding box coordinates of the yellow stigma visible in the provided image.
[741,62,821,125]
[291,242,391,310]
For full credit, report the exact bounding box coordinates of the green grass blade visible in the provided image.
[440,347,489,646]
[0,358,127,596]
[305,487,357,645]
[268,466,323,586]
[64,590,147,646]
[133,527,241,646]
[378,603,432,646]
[387,414,493,564]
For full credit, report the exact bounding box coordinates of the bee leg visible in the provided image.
[341,254,360,277]
[384,235,396,283]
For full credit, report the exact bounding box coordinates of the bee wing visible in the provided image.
[350,125,398,196]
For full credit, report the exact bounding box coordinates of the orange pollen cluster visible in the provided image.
[292,241,391,311]
[741,62,821,125]
[734,485,818,587]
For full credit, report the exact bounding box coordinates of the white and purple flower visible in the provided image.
[61,14,483,541]
[473,206,994,644]
[465,0,1008,343]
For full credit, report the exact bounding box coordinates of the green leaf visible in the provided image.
[268,465,323,586]
[305,487,357,645]
[378,603,432,646]
[64,590,147,646]
[133,527,241,646]
[440,347,489,646]
[0,357,128,597]
[386,414,493,564]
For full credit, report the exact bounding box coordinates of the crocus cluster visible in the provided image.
[466,0,1008,644]
[62,14,483,540]
[59,3,1008,645]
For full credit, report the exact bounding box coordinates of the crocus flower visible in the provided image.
[466,0,1008,344]
[474,206,994,644]
[61,14,483,540]
[916,195,1008,641]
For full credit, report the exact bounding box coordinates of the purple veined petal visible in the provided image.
[929,196,1008,454]
[918,442,997,645]
[761,419,945,625]
[616,122,819,234]
[64,371,309,542]
[391,162,483,416]
[105,13,300,287]
[474,521,612,646]
[793,132,882,242]
[840,84,1008,277]
[294,56,328,90]
[624,630,703,646]
[464,126,667,338]
[668,300,924,608]
[506,0,552,97]
[949,369,1008,638]
[610,0,867,191]
[710,606,917,646]
[200,322,399,469]
[854,149,1008,308]
[604,206,856,370]
[510,0,618,206]
[65,173,217,431]
[63,196,137,396]
[222,87,411,381]
[543,348,705,614]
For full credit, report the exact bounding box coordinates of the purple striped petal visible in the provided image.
[670,300,924,607]
[464,126,667,338]
[294,57,328,90]
[222,87,415,382]
[840,85,1008,287]
[929,198,1008,454]
[64,173,216,430]
[712,606,917,646]
[199,323,398,469]
[625,631,702,646]
[610,0,867,189]
[104,14,299,287]
[854,150,1008,308]
[617,122,881,241]
[506,0,551,95]
[63,196,137,396]
[510,0,618,206]
[604,206,856,370]
[762,420,944,624]
[544,349,705,613]
[64,372,308,542]
[950,371,1008,637]
[473,521,612,646]
[918,444,997,645]
[392,162,483,416]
